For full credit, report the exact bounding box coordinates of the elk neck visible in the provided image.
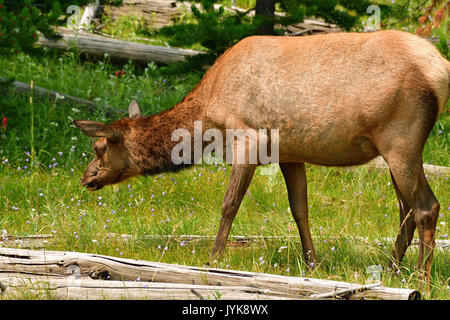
[113,90,207,176]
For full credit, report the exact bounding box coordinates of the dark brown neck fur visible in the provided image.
[110,90,206,177]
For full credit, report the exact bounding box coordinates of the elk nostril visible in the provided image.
[86,182,97,189]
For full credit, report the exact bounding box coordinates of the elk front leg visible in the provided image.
[210,164,256,260]
[390,161,439,290]
[280,163,318,266]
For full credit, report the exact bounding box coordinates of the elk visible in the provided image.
[74,30,450,285]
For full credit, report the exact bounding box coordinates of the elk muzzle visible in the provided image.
[81,164,103,191]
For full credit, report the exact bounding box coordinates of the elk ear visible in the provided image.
[73,120,122,142]
[128,99,141,118]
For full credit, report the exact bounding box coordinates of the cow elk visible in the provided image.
[74,30,450,287]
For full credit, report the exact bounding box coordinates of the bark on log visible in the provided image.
[36,28,203,64]
[0,248,420,300]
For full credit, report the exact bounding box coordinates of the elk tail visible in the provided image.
[447,59,450,96]
[447,59,450,105]
[442,58,450,107]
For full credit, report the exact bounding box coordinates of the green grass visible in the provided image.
[1,158,449,299]
[97,10,206,51]
[0,49,202,166]
[0,44,449,300]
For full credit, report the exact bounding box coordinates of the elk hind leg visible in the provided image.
[280,163,318,266]
[385,153,439,285]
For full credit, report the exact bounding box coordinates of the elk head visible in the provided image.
[73,100,142,191]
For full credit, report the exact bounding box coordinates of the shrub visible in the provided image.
[0,0,122,54]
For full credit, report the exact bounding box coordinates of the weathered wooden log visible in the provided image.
[0,234,54,249]
[0,272,291,300]
[36,28,203,64]
[0,76,126,116]
[104,0,186,29]
[346,156,450,176]
[2,233,448,250]
[0,248,420,300]
[107,234,450,253]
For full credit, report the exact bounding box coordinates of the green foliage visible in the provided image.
[436,21,449,59]
[157,0,258,61]
[152,0,384,63]
[296,0,373,31]
[354,1,449,58]
[153,0,449,62]
[0,0,122,54]
[380,3,448,35]
[0,0,57,53]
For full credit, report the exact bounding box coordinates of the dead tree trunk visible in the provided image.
[78,0,101,31]
[36,28,204,64]
[255,0,275,34]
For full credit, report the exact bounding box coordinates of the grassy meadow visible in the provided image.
[0,47,449,299]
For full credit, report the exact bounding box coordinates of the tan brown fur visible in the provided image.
[74,30,449,288]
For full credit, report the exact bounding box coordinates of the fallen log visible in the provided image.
[36,28,203,64]
[2,233,448,250]
[0,248,421,300]
[0,272,290,300]
[346,156,450,176]
[0,76,126,116]
[0,234,54,249]
[104,0,188,29]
